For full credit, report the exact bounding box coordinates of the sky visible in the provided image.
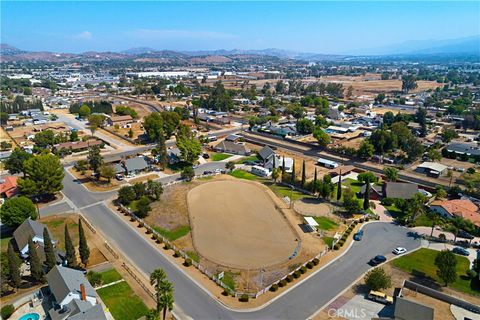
[1,1,479,54]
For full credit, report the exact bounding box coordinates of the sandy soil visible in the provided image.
[188,180,298,269]
[293,199,336,217]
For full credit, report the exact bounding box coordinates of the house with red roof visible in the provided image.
[0,176,18,199]
[430,199,480,228]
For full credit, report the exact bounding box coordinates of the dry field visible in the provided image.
[187,180,298,269]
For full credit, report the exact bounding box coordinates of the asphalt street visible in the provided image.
[51,165,421,320]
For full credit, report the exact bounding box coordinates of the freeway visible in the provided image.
[50,165,421,320]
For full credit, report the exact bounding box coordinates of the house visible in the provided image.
[430,199,480,227]
[445,142,480,161]
[415,162,448,177]
[359,182,419,201]
[107,115,133,127]
[214,140,251,155]
[114,157,150,176]
[225,134,242,142]
[393,297,434,320]
[54,140,102,153]
[0,176,18,199]
[46,266,107,320]
[258,146,276,164]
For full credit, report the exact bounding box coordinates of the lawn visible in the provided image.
[314,217,338,230]
[211,153,232,162]
[41,215,79,251]
[99,268,123,285]
[268,183,313,201]
[332,178,363,205]
[392,248,479,296]
[186,250,200,263]
[323,236,334,248]
[229,169,263,181]
[0,235,12,253]
[220,271,239,291]
[97,281,149,320]
[153,225,190,241]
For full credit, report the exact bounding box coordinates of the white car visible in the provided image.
[393,247,407,255]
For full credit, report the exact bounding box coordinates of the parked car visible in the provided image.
[115,174,124,181]
[452,247,470,256]
[393,247,407,255]
[369,255,387,266]
[367,290,393,305]
[353,230,364,241]
[202,153,210,159]
[458,230,474,240]
[203,170,213,175]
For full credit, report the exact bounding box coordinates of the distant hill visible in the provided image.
[0,44,25,55]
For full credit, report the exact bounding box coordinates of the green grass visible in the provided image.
[186,250,200,263]
[392,248,479,296]
[228,169,263,181]
[128,200,138,212]
[220,271,239,291]
[97,281,149,320]
[313,217,338,230]
[412,213,435,227]
[167,161,191,172]
[0,236,12,253]
[323,236,334,248]
[153,225,190,241]
[99,268,123,285]
[268,183,312,201]
[235,155,259,164]
[211,153,232,161]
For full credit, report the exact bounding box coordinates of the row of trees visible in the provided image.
[118,180,164,218]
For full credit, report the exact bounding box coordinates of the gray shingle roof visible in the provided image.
[384,182,419,200]
[258,146,275,161]
[446,142,480,156]
[67,300,107,320]
[394,297,434,320]
[214,140,250,155]
[13,218,53,252]
[46,266,96,304]
[114,157,149,174]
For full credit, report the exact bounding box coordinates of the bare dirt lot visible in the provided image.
[187,180,298,269]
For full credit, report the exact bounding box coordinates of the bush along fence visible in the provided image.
[117,203,329,301]
[332,216,370,250]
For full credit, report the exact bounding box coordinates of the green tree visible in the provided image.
[181,166,195,182]
[441,128,459,143]
[17,153,64,197]
[364,268,392,291]
[343,187,360,214]
[153,129,168,169]
[383,167,398,182]
[43,228,56,272]
[427,149,442,161]
[146,309,160,320]
[159,291,174,320]
[136,196,152,218]
[301,160,306,188]
[118,185,136,205]
[402,75,418,93]
[150,269,173,315]
[5,148,32,176]
[65,224,77,268]
[78,104,91,118]
[313,127,331,147]
[337,170,342,201]
[272,168,281,182]
[319,175,334,199]
[100,165,116,183]
[88,114,104,136]
[382,111,394,126]
[87,145,103,175]
[7,242,21,290]
[225,161,235,172]
[291,159,296,185]
[78,219,90,267]
[435,250,457,286]
[357,141,374,159]
[143,112,165,142]
[146,180,163,201]
[176,128,202,164]
[435,186,447,199]
[0,196,37,227]
[70,130,79,142]
[296,119,314,135]
[28,237,45,283]
[407,193,427,222]
[312,168,318,193]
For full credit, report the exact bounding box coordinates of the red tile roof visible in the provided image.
[431,199,480,227]
[0,176,18,198]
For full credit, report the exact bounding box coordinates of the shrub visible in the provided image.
[293,271,301,278]
[381,197,394,206]
[151,234,156,240]
[86,271,102,287]
[173,251,181,258]
[164,243,171,250]
[338,240,345,246]
[300,266,307,274]
[146,228,151,234]
[438,233,447,241]
[155,235,162,244]
[222,289,229,296]
[184,258,192,267]
[239,294,249,302]
[312,258,319,265]
[279,279,287,287]
[138,221,144,228]
[334,244,340,250]
[306,262,314,269]
[365,217,370,222]
[130,217,135,222]
[359,218,365,223]
[467,269,477,280]
[354,220,358,225]
[1,305,14,320]
[269,284,279,292]
[286,275,293,282]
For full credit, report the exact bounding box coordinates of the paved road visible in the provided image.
[52,165,421,320]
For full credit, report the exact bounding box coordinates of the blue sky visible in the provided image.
[1,1,479,54]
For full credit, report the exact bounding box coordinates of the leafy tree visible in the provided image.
[118,186,136,205]
[357,141,374,159]
[407,193,427,222]
[70,130,79,142]
[435,250,457,286]
[5,148,32,175]
[181,166,195,182]
[343,187,360,214]
[18,153,64,197]
[427,149,442,161]
[375,93,386,105]
[313,127,331,147]
[435,186,447,199]
[88,114,104,136]
[87,271,102,287]
[337,170,342,201]
[100,165,116,183]
[176,126,202,164]
[65,224,77,268]
[296,118,314,134]
[301,160,306,188]
[225,161,235,172]
[161,112,181,138]
[78,104,91,118]
[144,112,165,142]
[78,219,90,267]
[312,168,318,193]
[7,242,21,290]
[402,75,418,93]
[383,167,398,182]
[319,175,334,199]
[75,159,88,175]
[28,237,45,282]
[285,104,305,122]
[43,228,56,272]
[404,136,424,161]
[382,111,394,126]
[0,253,10,296]
[146,180,163,201]
[153,129,168,169]
[159,291,174,320]
[365,268,392,291]
[146,309,160,320]
[291,159,296,185]
[87,145,103,175]
[150,268,174,316]
[0,196,37,227]
[33,129,57,149]
[272,168,281,182]
[415,107,428,137]
[358,172,378,184]
[441,128,458,143]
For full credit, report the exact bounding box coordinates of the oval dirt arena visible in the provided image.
[188,180,298,269]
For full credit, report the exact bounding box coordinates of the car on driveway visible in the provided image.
[369,255,387,266]
[203,170,213,175]
[353,230,364,241]
[367,290,393,305]
[393,247,407,255]
[452,247,470,256]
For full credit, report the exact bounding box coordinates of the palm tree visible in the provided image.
[407,194,426,223]
[159,291,174,320]
[426,210,438,237]
[150,269,167,313]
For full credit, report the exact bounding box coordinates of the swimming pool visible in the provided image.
[18,313,40,320]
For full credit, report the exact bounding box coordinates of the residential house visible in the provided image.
[0,176,18,199]
[258,146,276,164]
[257,145,293,172]
[166,147,181,164]
[430,199,480,227]
[359,182,419,201]
[114,157,150,176]
[106,115,133,127]
[46,265,107,320]
[214,140,251,155]
[415,162,448,177]
[393,297,434,320]
[225,134,242,142]
[445,142,480,162]
[54,140,102,153]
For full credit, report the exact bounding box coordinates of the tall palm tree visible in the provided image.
[150,269,167,313]
[159,291,174,320]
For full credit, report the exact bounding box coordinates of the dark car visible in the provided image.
[202,153,210,159]
[369,255,387,266]
[203,170,213,175]
[353,230,364,241]
[452,247,470,256]
[458,230,474,240]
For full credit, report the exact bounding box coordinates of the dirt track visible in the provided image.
[188,180,298,269]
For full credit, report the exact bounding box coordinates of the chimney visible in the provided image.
[80,283,87,301]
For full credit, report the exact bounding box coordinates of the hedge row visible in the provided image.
[269,257,320,292]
